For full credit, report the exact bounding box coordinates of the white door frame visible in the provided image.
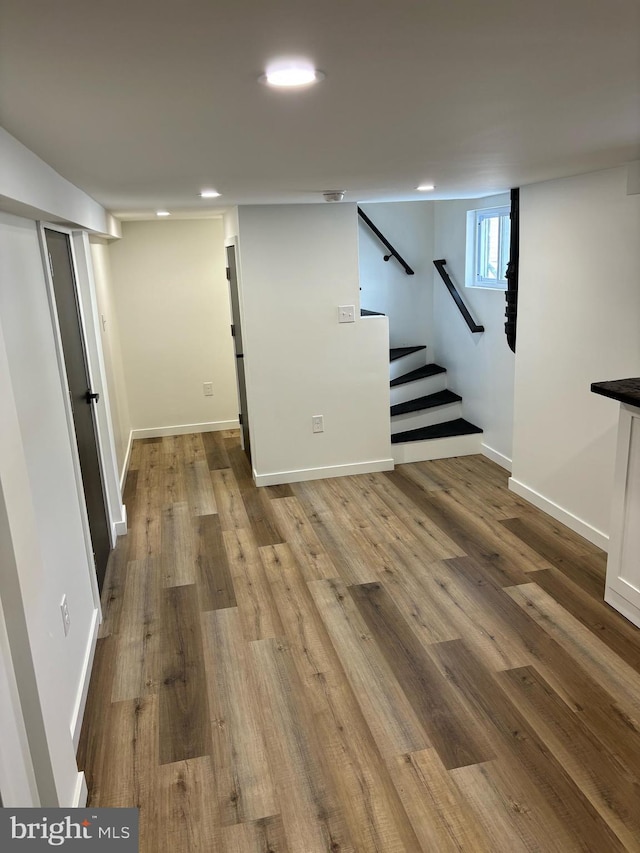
[71,231,127,542]
[38,222,103,613]
[38,224,127,592]
[37,224,130,748]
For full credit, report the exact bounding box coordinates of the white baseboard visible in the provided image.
[71,607,99,751]
[508,477,609,551]
[481,443,512,472]
[131,420,239,441]
[113,504,127,537]
[72,772,88,807]
[605,587,640,629]
[254,457,395,487]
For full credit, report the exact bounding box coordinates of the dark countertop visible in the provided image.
[591,378,640,407]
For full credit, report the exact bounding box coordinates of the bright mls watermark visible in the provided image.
[0,809,138,850]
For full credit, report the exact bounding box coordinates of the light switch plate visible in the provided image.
[338,305,355,323]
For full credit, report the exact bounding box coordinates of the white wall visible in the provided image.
[237,203,392,484]
[433,193,515,467]
[0,211,98,805]
[628,160,640,195]
[511,167,640,547]
[359,201,434,348]
[0,591,39,806]
[107,218,238,436]
[90,240,132,478]
[0,127,119,238]
[223,206,239,242]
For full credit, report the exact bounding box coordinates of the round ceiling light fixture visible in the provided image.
[199,189,221,199]
[156,210,171,216]
[416,184,436,192]
[323,190,345,202]
[260,59,325,88]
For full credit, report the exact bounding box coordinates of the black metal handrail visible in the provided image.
[357,207,415,275]
[433,260,484,334]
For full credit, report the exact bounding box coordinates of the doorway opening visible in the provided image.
[43,228,110,591]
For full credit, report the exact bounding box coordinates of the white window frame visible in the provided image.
[465,204,511,290]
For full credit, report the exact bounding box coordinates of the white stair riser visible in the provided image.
[390,372,448,405]
[391,401,463,434]
[389,350,427,380]
[392,432,482,464]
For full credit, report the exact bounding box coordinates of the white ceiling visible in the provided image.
[0,0,638,217]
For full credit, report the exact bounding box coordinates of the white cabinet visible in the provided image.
[605,403,640,628]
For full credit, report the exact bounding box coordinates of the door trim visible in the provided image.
[37,222,102,613]
[225,236,255,466]
[71,232,127,541]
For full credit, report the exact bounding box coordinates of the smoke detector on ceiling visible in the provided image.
[323,190,345,202]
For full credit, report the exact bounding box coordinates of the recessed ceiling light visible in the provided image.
[416,184,436,192]
[199,189,221,199]
[156,210,171,216]
[260,60,325,88]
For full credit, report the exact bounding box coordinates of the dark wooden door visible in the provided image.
[226,245,251,463]
[45,229,111,591]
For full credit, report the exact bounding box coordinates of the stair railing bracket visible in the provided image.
[358,207,415,275]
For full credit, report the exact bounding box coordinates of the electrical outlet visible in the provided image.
[338,305,355,323]
[203,382,214,397]
[60,595,71,637]
[312,415,324,433]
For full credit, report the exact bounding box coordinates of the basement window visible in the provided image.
[466,205,511,290]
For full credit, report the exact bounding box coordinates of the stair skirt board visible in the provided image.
[392,432,483,464]
[390,349,429,380]
[391,401,463,433]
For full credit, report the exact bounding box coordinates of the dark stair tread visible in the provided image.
[390,345,427,362]
[391,418,483,444]
[390,363,446,387]
[361,308,385,316]
[391,389,462,417]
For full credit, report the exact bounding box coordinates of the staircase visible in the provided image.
[388,345,482,464]
[358,209,484,465]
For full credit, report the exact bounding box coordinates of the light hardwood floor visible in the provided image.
[78,431,640,852]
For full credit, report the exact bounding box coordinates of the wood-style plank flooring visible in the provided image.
[78,431,640,852]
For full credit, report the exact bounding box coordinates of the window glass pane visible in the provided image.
[486,216,499,280]
[477,214,503,281]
